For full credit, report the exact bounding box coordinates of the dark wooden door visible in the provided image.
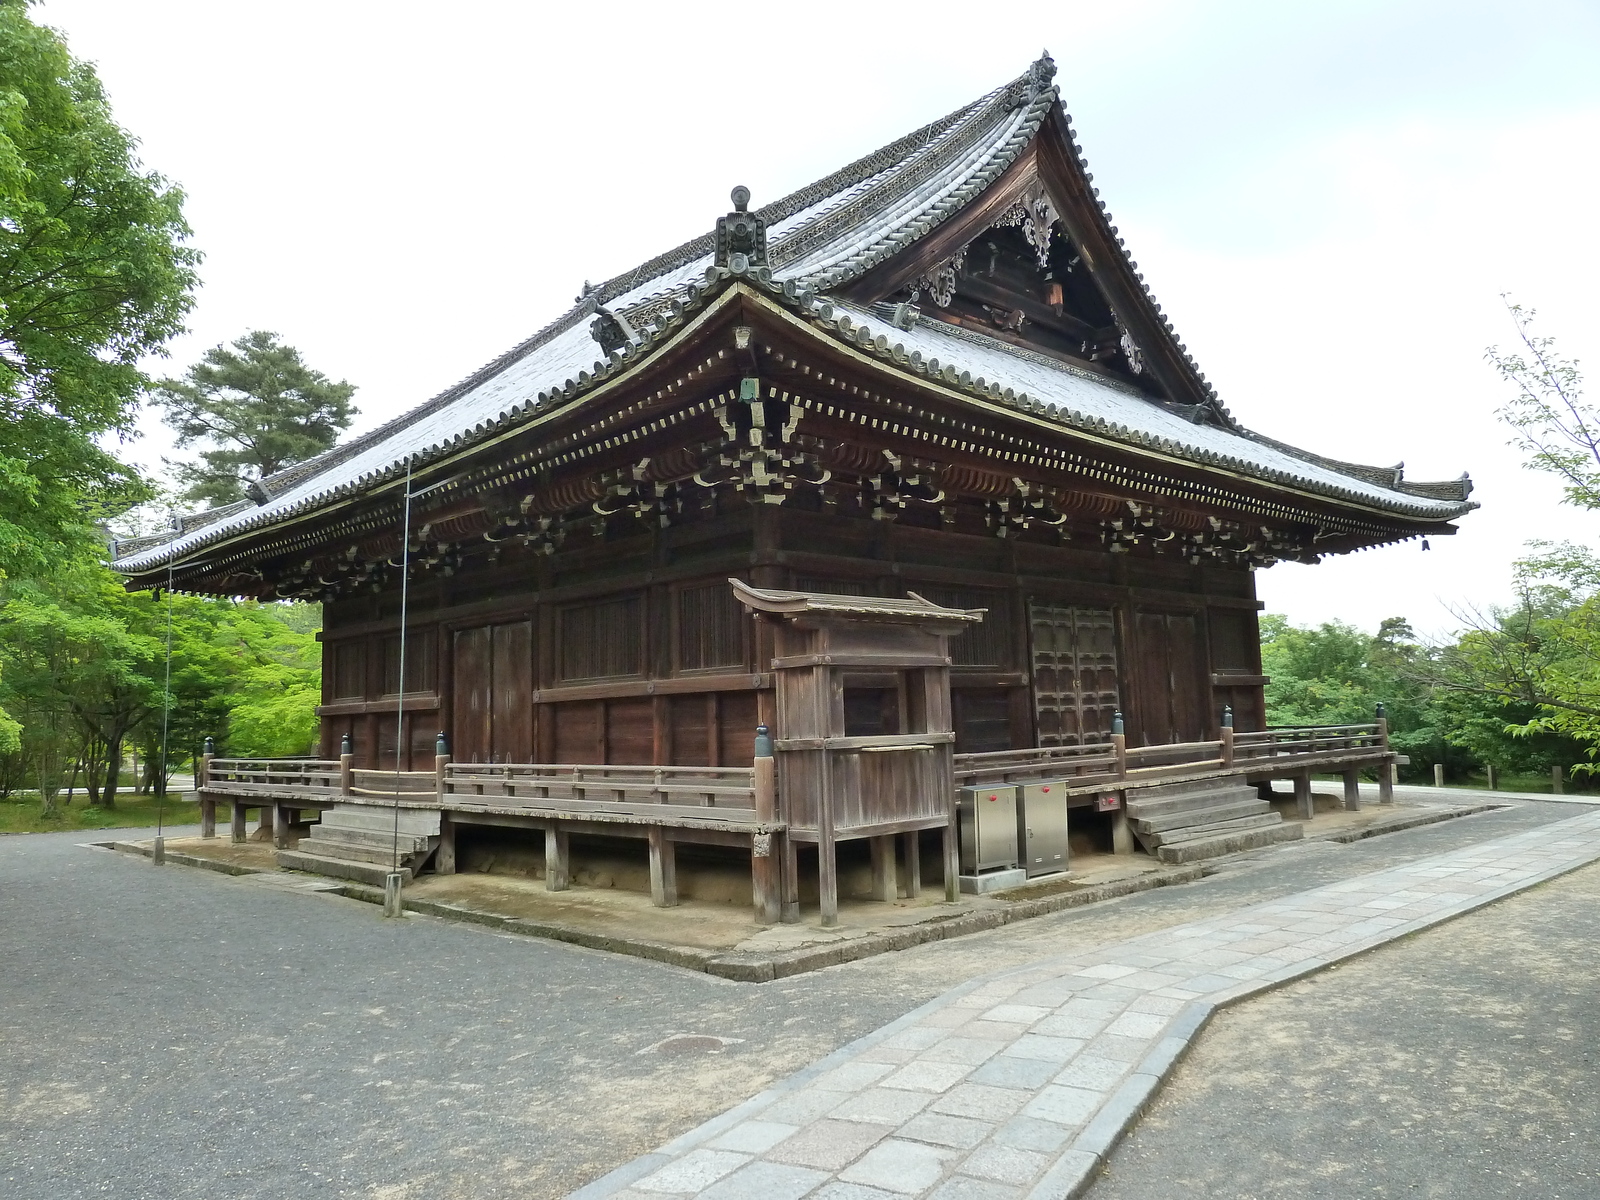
[453,620,533,763]
[1131,610,1208,746]
[1028,604,1121,746]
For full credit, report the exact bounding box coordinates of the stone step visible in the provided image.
[301,824,431,853]
[276,849,414,887]
[297,836,432,867]
[1129,799,1271,835]
[1143,812,1286,848]
[1129,774,1250,803]
[314,804,441,837]
[1154,822,1303,864]
[1125,786,1260,819]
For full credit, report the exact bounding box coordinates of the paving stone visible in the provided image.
[925,1176,1022,1200]
[810,1185,901,1200]
[920,1036,1005,1066]
[990,1115,1073,1154]
[884,1026,948,1051]
[1052,1055,1130,1091]
[1029,1014,1105,1040]
[833,1087,936,1125]
[959,1142,1050,1186]
[982,1004,1050,1024]
[698,1161,828,1200]
[1081,1033,1149,1063]
[878,1060,972,1093]
[1104,1011,1170,1038]
[815,1061,897,1092]
[931,1082,1031,1120]
[1021,1084,1103,1127]
[838,1139,954,1194]
[966,1055,1058,1090]
[1002,1034,1085,1063]
[764,1089,858,1126]
[897,1113,995,1150]
[634,1149,751,1193]
[765,1120,894,1171]
[963,1020,1032,1042]
[708,1121,801,1154]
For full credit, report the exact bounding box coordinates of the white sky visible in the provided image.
[35,0,1600,637]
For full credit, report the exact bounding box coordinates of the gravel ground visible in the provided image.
[1090,856,1600,1200]
[0,799,1586,1200]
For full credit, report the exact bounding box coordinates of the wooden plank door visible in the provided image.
[1028,604,1121,747]
[454,620,534,764]
[452,625,494,764]
[490,621,534,764]
[1131,610,1208,746]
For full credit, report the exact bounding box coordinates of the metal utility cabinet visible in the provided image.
[1017,781,1069,877]
[958,785,1019,874]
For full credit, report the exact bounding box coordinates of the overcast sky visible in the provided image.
[34,0,1600,636]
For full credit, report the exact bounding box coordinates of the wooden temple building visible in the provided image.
[113,55,1475,921]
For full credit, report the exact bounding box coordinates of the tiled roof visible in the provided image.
[113,56,1471,575]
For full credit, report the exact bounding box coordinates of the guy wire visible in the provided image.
[392,456,413,873]
[157,507,175,839]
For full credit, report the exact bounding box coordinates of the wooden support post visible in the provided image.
[942,823,958,904]
[543,825,569,891]
[1342,769,1361,812]
[648,826,678,908]
[435,751,449,804]
[1379,762,1395,805]
[751,734,779,924]
[1220,724,1235,769]
[1112,731,1128,781]
[436,814,456,876]
[1486,764,1498,791]
[257,802,274,840]
[817,827,839,925]
[1111,798,1134,855]
[1433,763,1445,788]
[899,830,921,898]
[272,801,291,849]
[780,835,800,922]
[1294,772,1313,821]
[1553,765,1565,795]
[200,795,216,839]
[869,836,896,903]
[230,800,247,843]
[339,751,354,798]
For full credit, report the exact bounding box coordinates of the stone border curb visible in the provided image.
[337,865,1210,981]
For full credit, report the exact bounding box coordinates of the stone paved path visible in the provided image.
[574,809,1600,1200]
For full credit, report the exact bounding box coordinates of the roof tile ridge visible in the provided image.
[585,94,994,313]
[796,87,1057,292]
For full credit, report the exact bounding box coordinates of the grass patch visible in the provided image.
[0,789,203,834]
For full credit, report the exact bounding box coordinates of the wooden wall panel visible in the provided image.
[381,628,438,696]
[952,688,1013,753]
[553,701,604,764]
[669,694,711,766]
[910,585,1010,667]
[1029,604,1120,746]
[718,691,759,767]
[605,697,654,765]
[331,642,365,699]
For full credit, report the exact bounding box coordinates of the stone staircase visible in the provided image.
[276,803,441,886]
[1125,775,1302,863]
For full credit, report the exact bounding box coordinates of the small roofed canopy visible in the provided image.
[731,580,985,631]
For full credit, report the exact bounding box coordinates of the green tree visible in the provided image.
[153,330,356,506]
[1428,301,1600,774]
[0,2,198,577]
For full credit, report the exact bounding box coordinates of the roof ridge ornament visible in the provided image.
[1027,50,1056,98]
[715,185,768,274]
